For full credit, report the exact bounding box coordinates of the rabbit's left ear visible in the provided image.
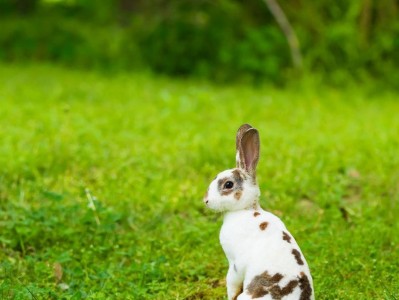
[237,126,260,180]
[236,124,252,169]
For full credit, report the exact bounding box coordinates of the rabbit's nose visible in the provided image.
[203,191,209,204]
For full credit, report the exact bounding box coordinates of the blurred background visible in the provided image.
[1,0,399,86]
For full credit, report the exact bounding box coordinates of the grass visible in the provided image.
[0,63,398,299]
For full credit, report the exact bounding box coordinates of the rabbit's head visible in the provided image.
[204,124,261,212]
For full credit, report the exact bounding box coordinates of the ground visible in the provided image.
[0,64,398,299]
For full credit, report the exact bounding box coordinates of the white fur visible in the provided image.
[204,124,314,300]
[205,174,314,299]
[221,209,314,300]
[206,169,260,212]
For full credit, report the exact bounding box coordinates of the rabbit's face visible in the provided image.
[204,168,260,212]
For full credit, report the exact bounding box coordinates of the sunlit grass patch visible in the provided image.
[0,64,398,299]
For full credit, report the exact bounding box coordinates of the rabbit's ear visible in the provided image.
[236,124,252,169]
[238,127,260,179]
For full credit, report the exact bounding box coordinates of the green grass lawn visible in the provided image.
[0,64,398,299]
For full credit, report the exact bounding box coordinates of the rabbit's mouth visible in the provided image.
[204,198,228,212]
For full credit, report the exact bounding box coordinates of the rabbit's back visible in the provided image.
[220,209,314,300]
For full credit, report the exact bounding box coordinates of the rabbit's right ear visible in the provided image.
[236,124,260,180]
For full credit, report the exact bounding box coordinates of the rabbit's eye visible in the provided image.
[224,181,234,189]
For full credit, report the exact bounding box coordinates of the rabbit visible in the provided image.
[203,124,314,300]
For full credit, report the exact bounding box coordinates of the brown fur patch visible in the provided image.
[232,168,245,181]
[221,189,234,196]
[269,280,299,300]
[246,271,299,299]
[218,177,228,190]
[270,273,284,283]
[232,169,245,194]
[292,249,304,265]
[246,271,281,298]
[282,231,292,243]
[259,222,269,230]
[254,212,260,217]
[299,272,312,300]
[234,191,242,200]
[280,280,299,296]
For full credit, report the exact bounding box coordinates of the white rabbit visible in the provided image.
[204,124,314,300]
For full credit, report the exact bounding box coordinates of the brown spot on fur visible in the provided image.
[270,273,284,283]
[280,280,299,296]
[259,222,269,230]
[254,212,260,217]
[221,189,234,196]
[246,271,298,299]
[282,231,292,243]
[292,249,304,265]
[232,286,243,300]
[246,271,282,298]
[218,177,229,190]
[298,272,312,300]
[234,191,242,200]
[232,169,245,194]
[269,280,299,300]
[232,168,245,180]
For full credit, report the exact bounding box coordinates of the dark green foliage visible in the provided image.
[138,2,288,81]
[284,0,399,85]
[0,15,135,70]
[0,0,398,82]
[0,0,40,15]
